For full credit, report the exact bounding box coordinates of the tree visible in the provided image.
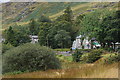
[46,25,58,48]
[4,26,31,47]
[38,14,51,23]
[4,26,15,46]
[38,29,46,46]
[80,9,118,48]
[3,43,61,74]
[75,14,85,26]
[14,30,31,46]
[56,6,73,23]
[71,14,85,42]
[29,19,38,35]
[2,43,14,54]
[72,49,83,62]
[103,10,120,49]
[63,6,73,23]
[38,22,51,46]
[53,21,72,32]
[54,30,71,48]
[38,20,73,49]
[53,6,77,47]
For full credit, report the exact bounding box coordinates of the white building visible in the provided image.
[72,35,91,50]
[72,35,104,50]
[72,35,82,49]
[83,37,91,49]
[29,35,38,44]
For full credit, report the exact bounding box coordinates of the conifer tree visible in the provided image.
[29,18,36,35]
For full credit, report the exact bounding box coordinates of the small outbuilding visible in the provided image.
[29,35,38,44]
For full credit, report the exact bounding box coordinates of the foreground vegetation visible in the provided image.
[3,43,61,74]
[3,62,118,78]
[3,44,120,78]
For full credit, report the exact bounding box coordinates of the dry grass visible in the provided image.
[3,62,118,78]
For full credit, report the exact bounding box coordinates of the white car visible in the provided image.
[93,41,101,48]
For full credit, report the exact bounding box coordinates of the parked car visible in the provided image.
[93,41,101,49]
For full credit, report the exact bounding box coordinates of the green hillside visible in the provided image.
[2,2,118,29]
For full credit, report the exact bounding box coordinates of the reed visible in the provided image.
[3,62,118,78]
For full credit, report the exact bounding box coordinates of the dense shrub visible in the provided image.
[75,49,92,54]
[3,43,61,74]
[54,48,70,51]
[57,54,73,62]
[103,53,120,64]
[90,49,104,54]
[81,49,103,63]
[72,49,83,62]
[56,54,65,62]
[81,53,89,63]
[103,47,114,52]
[2,43,14,54]
[85,49,103,63]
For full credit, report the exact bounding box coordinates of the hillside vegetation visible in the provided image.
[2,2,118,29]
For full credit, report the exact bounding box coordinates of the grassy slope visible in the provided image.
[2,2,118,29]
[3,62,118,78]
[2,2,86,28]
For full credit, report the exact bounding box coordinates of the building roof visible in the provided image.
[29,35,38,39]
[76,35,82,39]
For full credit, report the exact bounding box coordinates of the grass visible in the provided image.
[54,48,70,51]
[64,56,73,62]
[16,2,87,21]
[2,49,119,78]
[3,62,118,78]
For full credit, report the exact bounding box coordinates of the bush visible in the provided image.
[103,53,120,64]
[72,49,83,62]
[103,47,114,52]
[86,49,103,63]
[76,49,92,53]
[90,49,104,54]
[56,54,65,62]
[81,49,103,63]
[54,48,70,51]
[81,53,89,63]
[2,43,14,54]
[3,43,61,74]
[56,54,73,62]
